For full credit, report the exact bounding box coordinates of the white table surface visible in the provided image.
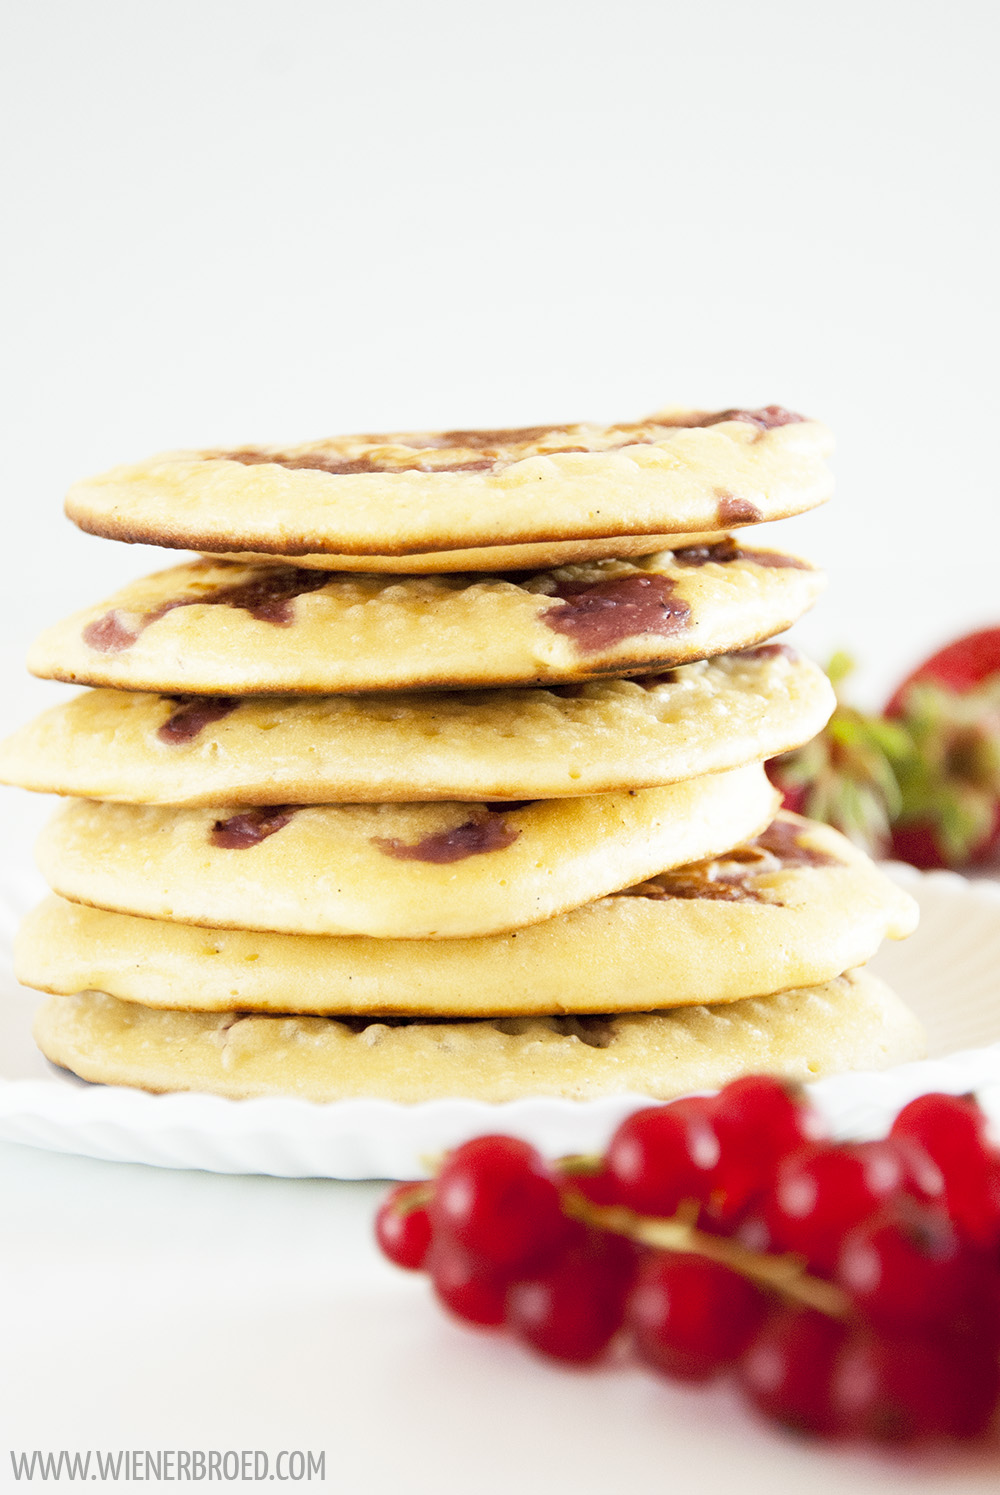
[1,1135,998,1494]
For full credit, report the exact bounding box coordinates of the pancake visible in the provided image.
[17,817,918,1015]
[0,646,834,805]
[26,543,825,695]
[65,407,833,560]
[32,971,925,1103]
[209,530,729,573]
[34,763,780,939]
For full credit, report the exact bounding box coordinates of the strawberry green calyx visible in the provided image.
[768,654,912,858]
[769,645,1000,868]
[889,676,1000,865]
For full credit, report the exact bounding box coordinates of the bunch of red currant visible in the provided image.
[375,1078,1000,1446]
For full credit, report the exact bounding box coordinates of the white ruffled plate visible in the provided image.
[2,859,1000,1178]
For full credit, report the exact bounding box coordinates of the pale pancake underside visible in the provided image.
[33,972,925,1103]
[65,411,834,558]
[35,765,780,939]
[0,649,835,805]
[27,549,825,695]
[17,817,919,1015]
[211,533,730,573]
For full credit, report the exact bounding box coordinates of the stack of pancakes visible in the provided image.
[0,407,925,1102]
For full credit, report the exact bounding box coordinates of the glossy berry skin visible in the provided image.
[738,1308,848,1436]
[506,1232,638,1364]
[705,1076,823,1228]
[890,1093,1000,1249]
[763,1139,932,1275]
[374,1183,433,1271]
[886,628,1000,706]
[605,1099,719,1217]
[832,1330,1000,1443]
[556,1164,621,1207]
[628,1252,768,1381]
[427,1238,511,1327]
[883,1131,946,1201]
[432,1135,569,1270]
[836,1198,972,1330]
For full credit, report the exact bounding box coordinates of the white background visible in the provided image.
[1,1,999,1489]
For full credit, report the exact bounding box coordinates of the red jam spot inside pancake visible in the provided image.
[373,810,521,864]
[82,611,142,652]
[736,547,810,571]
[672,539,809,571]
[623,816,840,903]
[83,597,218,654]
[629,870,766,903]
[756,817,839,868]
[542,574,691,655]
[221,449,496,475]
[632,669,680,689]
[434,426,563,448]
[158,696,239,744]
[737,642,798,663]
[210,806,295,849]
[716,494,764,526]
[83,568,331,653]
[202,567,330,623]
[690,407,807,431]
[213,409,808,476]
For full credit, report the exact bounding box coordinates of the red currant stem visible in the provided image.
[563,1193,852,1321]
[555,1153,605,1176]
[394,1182,434,1215]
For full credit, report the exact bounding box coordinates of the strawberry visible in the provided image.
[885,632,1000,868]
[767,653,912,859]
[886,630,1000,708]
[768,635,1000,870]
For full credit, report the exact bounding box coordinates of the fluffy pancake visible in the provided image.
[65,408,833,560]
[0,647,834,805]
[32,971,924,1103]
[26,544,825,695]
[34,764,779,939]
[17,817,918,1015]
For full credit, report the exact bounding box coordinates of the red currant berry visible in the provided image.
[605,1099,719,1217]
[836,1197,972,1331]
[832,1329,1000,1443]
[764,1140,915,1275]
[374,1182,433,1271]
[556,1161,621,1207]
[705,1076,824,1228]
[738,1307,848,1437]
[628,1252,768,1382]
[882,1131,945,1202]
[506,1233,637,1363]
[427,1237,511,1327]
[890,1093,1000,1249]
[733,1209,773,1255]
[433,1135,569,1269]
[943,1335,1000,1437]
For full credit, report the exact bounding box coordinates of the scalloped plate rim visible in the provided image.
[2,861,1000,1177]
